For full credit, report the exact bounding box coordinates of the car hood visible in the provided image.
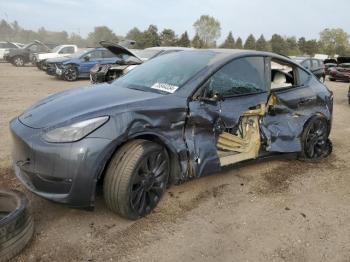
[99,41,143,64]
[19,83,163,129]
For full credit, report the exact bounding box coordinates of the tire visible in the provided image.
[12,56,24,67]
[319,75,325,83]
[329,77,335,82]
[298,116,332,162]
[63,65,78,81]
[0,190,34,262]
[104,139,170,220]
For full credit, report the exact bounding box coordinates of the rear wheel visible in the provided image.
[12,56,24,67]
[63,65,78,81]
[329,77,335,81]
[299,116,332,162]
[104,140,169,220]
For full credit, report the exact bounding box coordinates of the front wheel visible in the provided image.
[63,65,78,81]
[104,140,169,220]
[319,75,325,83]
[12,56,25,67]
[299,116,332,162]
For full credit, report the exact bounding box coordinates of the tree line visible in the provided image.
[0,15,349,57]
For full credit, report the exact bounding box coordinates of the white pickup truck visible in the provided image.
[35,44,78,69]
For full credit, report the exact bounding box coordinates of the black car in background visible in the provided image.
[293,57,326,82]
[4,40,56,66]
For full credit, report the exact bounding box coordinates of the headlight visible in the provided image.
[42,116,109,143]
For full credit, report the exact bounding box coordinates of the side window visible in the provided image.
[270,60,296,90]
[207,57,266,97]
[85,50,103,60]
[311,59,319,69]
[59,47,74,54]
[102,50,116,58]
[301,59,311,69]
[298,68,311,85]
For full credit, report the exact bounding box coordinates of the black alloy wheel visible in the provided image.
[64,65,78,81]
[130,149,169,216]
[301,117,332,161]
[104,140,170,220]
[13,56,24,67]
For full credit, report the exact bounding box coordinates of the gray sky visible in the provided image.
[0,0,349,42]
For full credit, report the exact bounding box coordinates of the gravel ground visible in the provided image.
[0,63,349,262]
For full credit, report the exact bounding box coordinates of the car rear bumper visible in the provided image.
[10,117,113,208]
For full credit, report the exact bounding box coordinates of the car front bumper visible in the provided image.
[10,118,113,208]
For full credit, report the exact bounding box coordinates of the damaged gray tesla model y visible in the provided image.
[10,49,333,220]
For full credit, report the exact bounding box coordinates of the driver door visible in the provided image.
[80,50,103,75]
[185,56,269,177]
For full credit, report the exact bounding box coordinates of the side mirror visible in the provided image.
[84,56,90,62]
[199,92,224,104]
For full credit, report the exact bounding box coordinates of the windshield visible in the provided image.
[51,45,62,53]
[71,49,91,58]
[133,49,161,60]
[115,51,215,94]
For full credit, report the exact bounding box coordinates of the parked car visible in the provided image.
[4,40,56,66]
[43,47,119,81]
[34,44,78,70]
[0,42,23,60]
[293,57,326,82]
[329,63,350,82]
[90,44,192,84]
[10,49,333,220]
[325,62,337,75]
[328,56,350,82]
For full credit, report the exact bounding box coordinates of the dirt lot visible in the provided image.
[0,62,350,262]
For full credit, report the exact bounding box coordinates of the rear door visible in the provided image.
[262,58,317,152]
[79,50,104,75]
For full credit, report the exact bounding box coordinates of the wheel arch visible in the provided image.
[302,112,331,137]
[96,132,183,188]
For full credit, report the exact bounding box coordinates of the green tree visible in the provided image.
[255,34,269,51]
[193,15,221,47]
[298,37,307,54]
[220,31,235,48]
[178,31,191,47]
[304,40,319,56]
[0,19,13,41]
[160,28,177,46]
[86,26,118,46]
[235,37,243,49]
[192,33,205,48]
[270,34,288,55]
[68,33,87,47]
[285,37,299,56]
[143,24,160,48]
[244,34,256,50]
[319,28,350,56]
[126,27,145,49]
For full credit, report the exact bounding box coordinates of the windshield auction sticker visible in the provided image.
[151,83,179,93]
